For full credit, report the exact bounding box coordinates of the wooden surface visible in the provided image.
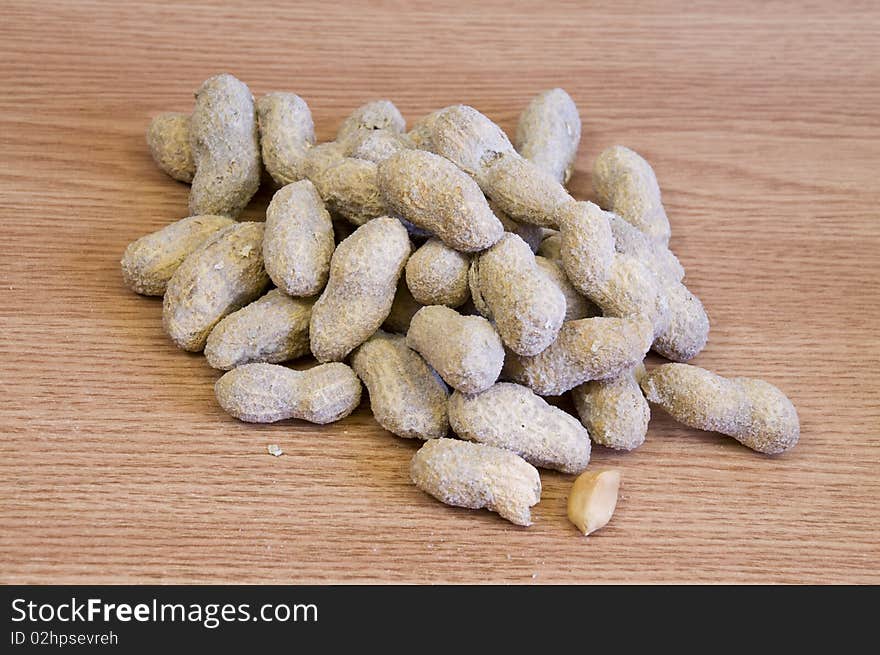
[1,0,878,584]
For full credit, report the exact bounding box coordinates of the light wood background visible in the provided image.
[1,0,878,584]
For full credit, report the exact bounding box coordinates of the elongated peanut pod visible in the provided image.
[263,180,334,297]
[572,365,649,451]
[449,382,590,474]
[257,92,316,187]
[405,238,471,307]
[515,88,581,185]
[189,74,261,218]
[503,316,653,396]
[215,362,361,424]
[146,112,194,183]
[308,156,385,227]
[641,363,799,454]
[429,105,516,184]
[652,282,709,362]
[593,145,671,245]
[557,201,615,290]
[351,331,449,440]
[204,290,313,370]
[121,214,233,295]
[469,233,566,356]
[162,222,269,352]
[410,438,541,526]
[406,305,504,394]
[310,217,410,362]
[378,150,504,252]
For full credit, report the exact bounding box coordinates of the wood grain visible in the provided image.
[1,0,878,584]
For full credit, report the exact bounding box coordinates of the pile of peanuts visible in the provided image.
[123,74,800,535]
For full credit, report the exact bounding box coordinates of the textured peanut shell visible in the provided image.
[378,150,504,252]
[449,382,591,474]
[162,222,269,352]
[652,282,710,362]
[469,233,566,356]
[503,316,654,396]
[257,92,316,187]
[263,180,334,297]
[188,74,261,218]
[593,145,671,244]
[406,305,504,394]
[572,365,649,451]
[641,364,798,454]
[405,238,471,307]
[535,256,600,321]
[121,214,233,295]
[308,156,385,227]
[345,128,413,163]
[351,331,449,440]
[383,279,423,334]
[215,362,361,424]
[310,217,411,362]
[515,88,581,184]
[558,201,616,292]
[336,100,406,142]
[204,290,313,370]
[481,152,572,228]
[429,105,516,184]
[410,438,541,526]
[146,112,194,183]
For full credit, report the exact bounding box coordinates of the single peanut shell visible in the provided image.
[215,362,361,424]
[429,105,516,184]
[351,331,449,440]
[383,279,424,334]
[572,364,649,451]
[310,217,410,362]
[449,382,590,474]
[405,238,471,307]
[121,214,233,295]
[641,364,799,454]
[257,92,316,187]
[410,438,541,526]
[593,145,671,245]
[308,156,385,226]
[162,221,269,352]
[336,100,406,142]
[503,316,654,396]
[263,180,334,297]
[204,290,313,370]
[481,152,572,228]
[469,233,566,356]
[189,74,261,218]
[535,256,600,321]
[378,150,504,252]
[146,112,194,183]
[406,305,504,394]
[515,88,581,185]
